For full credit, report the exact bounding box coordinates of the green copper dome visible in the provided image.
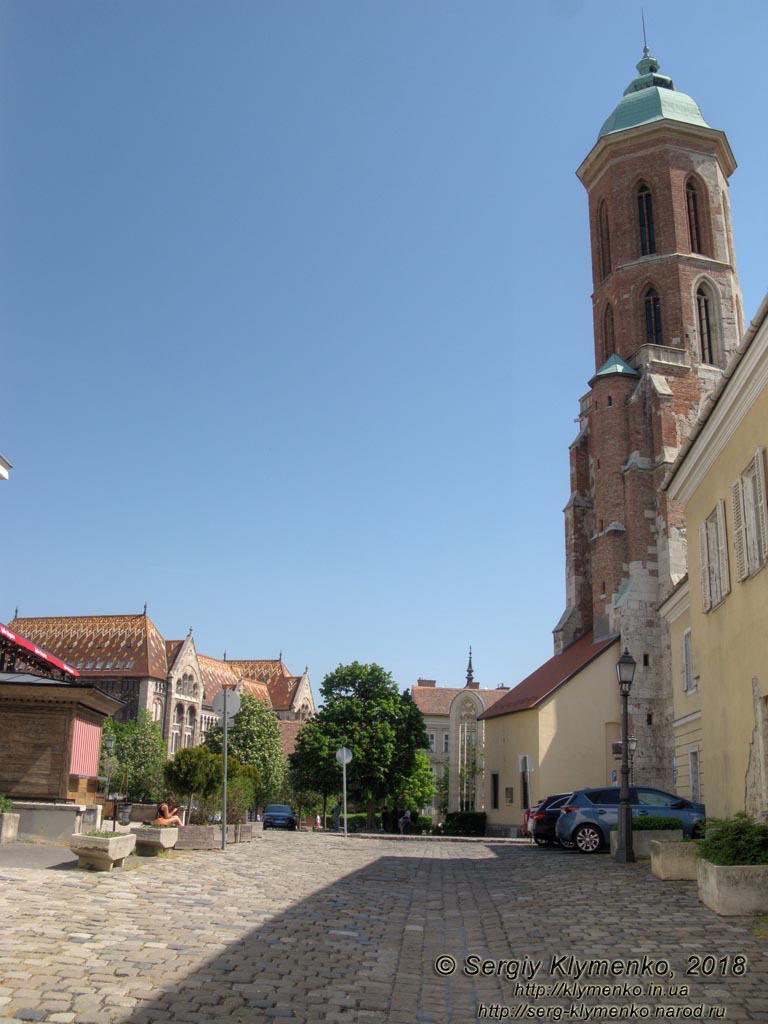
[598,49,710,139]
[590,354,640,386]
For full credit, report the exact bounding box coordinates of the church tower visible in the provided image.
[554,49,744,785]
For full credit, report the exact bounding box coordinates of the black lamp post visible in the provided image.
[103,733,116,832]
[615,648,637,864]
[628,736,638,785]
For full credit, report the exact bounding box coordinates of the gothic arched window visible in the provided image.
[598,201,612,280]
[637,184,656,256]
[686,179,703,254]
[644,288,663,345]
[696,284,719,365]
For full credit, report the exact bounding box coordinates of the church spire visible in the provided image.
[465,647,477,688]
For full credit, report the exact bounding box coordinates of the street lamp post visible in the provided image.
[628,736,638,786]
[103,733,116,832]
[615,648,637,864]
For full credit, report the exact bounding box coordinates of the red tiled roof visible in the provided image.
[227,659,300,711]
[166,640,183,670]
[478,631,620,720]
[411,686,510,716]
[198,654,271,707]
[9,615,168,680]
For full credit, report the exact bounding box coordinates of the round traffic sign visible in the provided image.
[335,746,353,765]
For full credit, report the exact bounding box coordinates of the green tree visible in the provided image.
[99,712,166,803]
[316,662,429,827]
[395,749,435,811]
[288,719,341,826]
[205,695,285,806]
[164,745,223,821]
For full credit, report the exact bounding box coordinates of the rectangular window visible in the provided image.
[491,773,499,811]
[689,748,701,803]
[731,449,768,581]
[504,786,514,805]
[682,629,695,693]
[427,732,436,753]
[699,500,730,610]
[443,733,449,754]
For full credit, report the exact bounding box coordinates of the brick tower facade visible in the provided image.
[554,49,744,786]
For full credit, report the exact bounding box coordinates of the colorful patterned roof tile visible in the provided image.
[227,659,300,711]
[9,614,168,680]
[197,654,271,707]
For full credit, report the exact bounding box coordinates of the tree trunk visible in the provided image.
[367,798,377,832]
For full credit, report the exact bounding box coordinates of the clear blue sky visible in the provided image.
[2,2,767,702]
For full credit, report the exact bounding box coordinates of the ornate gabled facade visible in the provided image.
[8,612,314,757]
[226,659,314,721]
[553,48,744,787]
[411,652,509,816]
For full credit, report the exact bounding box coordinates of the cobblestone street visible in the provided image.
[0,833,766,1023]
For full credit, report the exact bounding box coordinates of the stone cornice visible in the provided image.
[577,121,736,190]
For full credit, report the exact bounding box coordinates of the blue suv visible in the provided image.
[556,786,705,853]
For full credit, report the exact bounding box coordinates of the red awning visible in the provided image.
[0,622,80,678]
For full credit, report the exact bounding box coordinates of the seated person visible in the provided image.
[154,797,184,827]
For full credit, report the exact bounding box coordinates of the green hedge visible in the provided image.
[441,811,487,837]
[697,813,768,866]
[610,815,685,832]
[0,795,13,813]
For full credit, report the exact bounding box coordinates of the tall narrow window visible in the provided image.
[637,185,656,255]
[598,201,612,279]
[603,304,615,362]
[687,180,703,253]
[644,288,663,345]
[731,449,768,581]
[697,286,715,364]
[699,500,731,610]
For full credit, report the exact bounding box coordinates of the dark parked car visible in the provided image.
[529,794,574,848]
[262,804,298,831]
[556,786,705,853]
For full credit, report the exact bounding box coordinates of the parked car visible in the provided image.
[529,794,574,848]
[262,804,298,831]
[556,786,705,853]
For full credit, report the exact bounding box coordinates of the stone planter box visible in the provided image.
[697,858,768,916]
[650,840,700,880]
[0,812,20,843]
[134,826,179,856]
[69,832,136,872]
[174,823,254,850]
[610,828,683,859]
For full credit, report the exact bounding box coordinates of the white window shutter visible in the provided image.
[731,478,748,582]
[754,448,768,563]
[717,499,731,597]
[699,522,712,611]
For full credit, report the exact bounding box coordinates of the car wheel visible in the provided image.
[532,836,551,847]
[557,837,575,850]
[573,824,603,853]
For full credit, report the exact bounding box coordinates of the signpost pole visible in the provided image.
[222,686,228,851]
[335,747,353,837]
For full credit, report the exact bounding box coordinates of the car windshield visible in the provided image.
[264,805,292,814]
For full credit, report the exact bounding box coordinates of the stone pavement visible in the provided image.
[0,834,766,1023]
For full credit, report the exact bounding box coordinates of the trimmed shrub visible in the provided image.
[697,813,768,866]
[610,816,684,832]
[0,795,13,813]
[443,811,487,837]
